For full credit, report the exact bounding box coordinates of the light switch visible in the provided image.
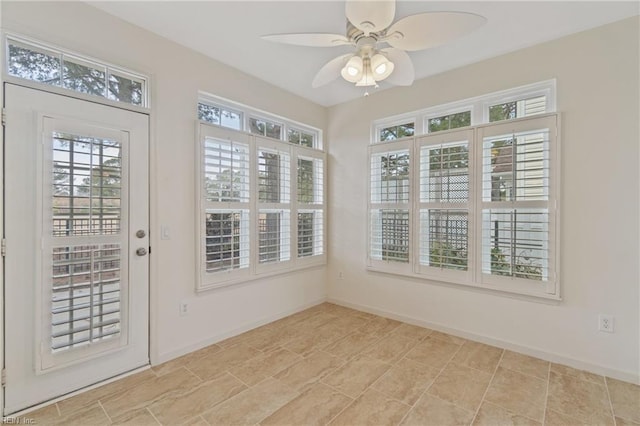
[161,225,170,240]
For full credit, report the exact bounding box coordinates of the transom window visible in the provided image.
[489,95,547,122]
[379,122,415,142]
[198,94,322,150]
[427,111,471,133]
[6,36,148,107]
[250,118,283,140]
[198,103,243,130]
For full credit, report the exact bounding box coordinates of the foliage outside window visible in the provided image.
[198,102,243,130]
[427,111,471,133]
[198,95,321,149]
[379,122,415,142]
[250,118,282,140]
[489,95,546,122]
[7,38,146,106]
[288,128,314,148]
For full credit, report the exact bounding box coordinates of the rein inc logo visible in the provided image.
[2,418,35,424]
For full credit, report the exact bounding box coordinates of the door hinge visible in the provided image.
[1,239,6,257]
[1,108,6,127]
[2,368,6,386]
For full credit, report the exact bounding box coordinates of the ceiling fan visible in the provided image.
[262,0,486,93]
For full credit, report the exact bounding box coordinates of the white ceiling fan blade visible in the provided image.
[346,0,396,35]
[385,12,486,51]
[312,54,353,88]
[262,33,351,47]
[381,48,414,86]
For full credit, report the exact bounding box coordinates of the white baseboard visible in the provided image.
[328,297,640,385]
[155,297,327,365]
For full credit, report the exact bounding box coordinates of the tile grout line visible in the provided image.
[541,360,551,425]
[226,369,258,388]
[199,414,212,426]
[146,407,163,426]
[603,377,618,425]
[469,348,506,425]
[54,402,62,417]
[395,339,468,425]
[319,336,411,425]
[183,365,205,383]
[97,400,113,424]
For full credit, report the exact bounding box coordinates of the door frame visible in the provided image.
[0,79,156,415]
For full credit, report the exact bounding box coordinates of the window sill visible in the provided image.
[365,266,561,302]
[197,256,326,293]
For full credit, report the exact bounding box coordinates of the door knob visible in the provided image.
[136,230,146,238]
[136,247,148,256]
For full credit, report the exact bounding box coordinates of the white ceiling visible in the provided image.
[90,1,639,107]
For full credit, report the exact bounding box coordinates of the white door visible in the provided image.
[3,84,149,414]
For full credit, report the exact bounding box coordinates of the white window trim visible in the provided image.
[196,121,326,292]
[367,113,560,301]
[4,33,150,109]
[199,91,323,150]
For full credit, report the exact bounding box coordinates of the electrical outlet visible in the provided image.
[179,301,189,316]
[598,314,614,333]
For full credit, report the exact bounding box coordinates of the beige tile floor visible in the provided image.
[24,303,640,425]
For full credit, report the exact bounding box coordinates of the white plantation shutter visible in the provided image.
[197,125,252,289]
[478,115,558,295]
[416,129,474,280]
[368,141,412,272]
[196,105,325,289]
[296,149,325,262]
[256,137,292,271]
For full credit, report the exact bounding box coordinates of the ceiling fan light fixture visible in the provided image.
[355,57,377,87]
[370,53,394,80]
[340,55,363,83]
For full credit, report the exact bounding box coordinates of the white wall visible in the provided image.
[1,1,328,364]
[327,17,640,383]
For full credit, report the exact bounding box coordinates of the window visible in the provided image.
[288,128,315,148]
[250,118,282,140]
[369,143,411,270]
[257,142,290,266]
[417,130,473,280]
[379,122,415,142]
[479,117,554,290]
[489,95,546,122]
[296,153,324,259]
[197,113,325,290]
[198,102,243,130]
[6,36,147,107]
[200,130,251,280]
[427,111,471,133]
[368,105,559,298]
